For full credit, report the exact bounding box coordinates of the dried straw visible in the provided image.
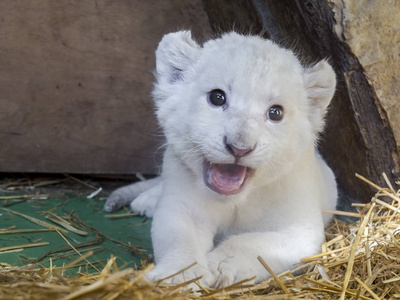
[1,173,399,299]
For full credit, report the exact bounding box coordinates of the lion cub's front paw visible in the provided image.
[146,264,216,290]
[206,249,257,288]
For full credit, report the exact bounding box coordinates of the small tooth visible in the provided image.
[207,166,213,184]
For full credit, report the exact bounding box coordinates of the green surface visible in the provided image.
[0,194,152,275]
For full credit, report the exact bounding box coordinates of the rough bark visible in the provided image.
[202,0,400,205]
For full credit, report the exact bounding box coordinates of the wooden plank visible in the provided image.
[0,0,211,173]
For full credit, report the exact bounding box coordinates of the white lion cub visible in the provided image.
[104,31,337,288]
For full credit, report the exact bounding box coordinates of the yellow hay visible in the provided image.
[1,174,400,299]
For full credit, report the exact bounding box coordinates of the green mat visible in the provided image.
[0,193,152,275]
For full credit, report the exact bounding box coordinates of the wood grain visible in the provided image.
[0,0,211,173]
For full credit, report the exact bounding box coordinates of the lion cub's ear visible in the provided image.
[155,31,200,85]
[303,60,336,134]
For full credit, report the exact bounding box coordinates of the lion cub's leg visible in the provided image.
[104,177,162,213]
[129,181,163,217]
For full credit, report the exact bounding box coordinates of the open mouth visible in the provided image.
[203,161,254,195]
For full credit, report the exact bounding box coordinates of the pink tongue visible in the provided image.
[205,163,248,195]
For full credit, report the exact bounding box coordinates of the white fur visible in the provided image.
[105,31,337,288]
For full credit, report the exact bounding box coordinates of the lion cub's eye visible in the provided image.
[208,89,226,106]
[267,105,284,122]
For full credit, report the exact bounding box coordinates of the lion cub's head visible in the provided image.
[153,31,336,197]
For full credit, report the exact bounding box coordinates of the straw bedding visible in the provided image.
[1,174,399,299]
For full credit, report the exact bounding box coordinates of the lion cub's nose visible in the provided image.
[225,139,255,158]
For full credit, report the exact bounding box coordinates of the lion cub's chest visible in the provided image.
[213,195,281,233]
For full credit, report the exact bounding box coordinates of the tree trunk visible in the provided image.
[202,0,400,207]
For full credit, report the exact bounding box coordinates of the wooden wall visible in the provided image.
[0,1,211,174]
